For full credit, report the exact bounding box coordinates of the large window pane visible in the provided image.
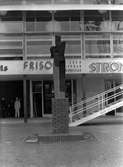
[113,33,123,57]
[85,40,110,54]
[54,11,80,32]
[113,40,123,53]
[26,40,52,55]
[84,10,110,31]
[26,11,52,32]
[111,11,123,31]
[65,40,81,54]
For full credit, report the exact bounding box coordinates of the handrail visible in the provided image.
[70,83,123,110]
[71,90,122,115]
[71,91,123,117]
[72,83,123,108]
[69,83,123,123]
[70,95,123,124]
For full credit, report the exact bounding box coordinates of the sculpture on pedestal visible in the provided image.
[50,35,69,133]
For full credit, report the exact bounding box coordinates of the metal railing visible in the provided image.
[69,84,123,123]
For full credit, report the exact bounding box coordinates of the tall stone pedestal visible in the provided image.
[52,98,69,134]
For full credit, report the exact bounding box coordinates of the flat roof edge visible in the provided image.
[0,4,123,11]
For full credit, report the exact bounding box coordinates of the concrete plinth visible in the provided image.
[52,98,69,134]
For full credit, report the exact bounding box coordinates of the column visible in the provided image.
[23,76,27,123]
[76,74,86,103]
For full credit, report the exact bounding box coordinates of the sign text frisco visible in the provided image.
[23,60,53,72]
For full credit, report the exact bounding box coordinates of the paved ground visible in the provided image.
[0,117,123,167]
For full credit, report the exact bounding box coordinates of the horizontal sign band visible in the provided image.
[0,59,122,75]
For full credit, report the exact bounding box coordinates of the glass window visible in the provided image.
[65,40,81,55]
[85,40,110,54]
[54,11,80,31]
[43,81,53,115]
[113,40,123,53]
[84,10,110,31]
[26,11,52,32]
[26,40,52,55]
[26,11,51,22]
[111,11,123,31]
[65,80,72,104]
[113,34,123,57]
[32,81,42,93]
[1,11,22,21]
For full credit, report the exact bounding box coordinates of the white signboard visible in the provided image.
[23,59,53,75]
[0,59,123,75]
[0,61,22,75]
[86,59,123,73]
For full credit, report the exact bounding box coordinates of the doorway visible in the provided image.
[43,81,53,116]
[0,81,23,118]
[31,80,76,118]
[32,81,42,117]
[105,79,116,115]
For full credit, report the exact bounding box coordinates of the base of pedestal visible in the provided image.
[52,98,69,134]
[25,132,96,143]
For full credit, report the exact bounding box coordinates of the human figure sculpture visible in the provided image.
[50,35,66,98]
[50,35,69,133]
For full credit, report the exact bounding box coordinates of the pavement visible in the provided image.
[0,116,123,167]
[0,115,123,124]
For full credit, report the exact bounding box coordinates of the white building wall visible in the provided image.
[76,75,105,103]
[76,75,86,103]
[85,75,105,98]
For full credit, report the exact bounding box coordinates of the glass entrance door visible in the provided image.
[105,79,116,115]
[32,81,42,117]
[43,80,76,116]
[43,81,53,116]
[31,80,77,117]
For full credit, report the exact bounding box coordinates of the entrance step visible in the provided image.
[0,118,52,124]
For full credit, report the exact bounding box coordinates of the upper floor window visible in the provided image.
[0,11,22,21]
[26,11,52,22]
[84,10,110,31]
[111,11,123,31]
[96,0,115,4]
[54,11,81,31]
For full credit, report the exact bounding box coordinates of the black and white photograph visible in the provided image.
[0,0,123,166]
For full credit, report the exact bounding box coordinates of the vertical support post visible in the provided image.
[102,94,104,110]
[69,106,72,123]
[98,95,100,110]
[80,11,84,59]
[30,80,33,118]
[98,94,102,110]
[23,11,27,123]
[23,76,27,123]
[22,11,26,60]
[42,80,44,117]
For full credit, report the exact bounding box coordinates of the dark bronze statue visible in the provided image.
[50,35,69,133]
[50,35,66,95]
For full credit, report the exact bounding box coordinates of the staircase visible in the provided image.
[69,84,123,127]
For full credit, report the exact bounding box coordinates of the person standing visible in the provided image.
[1,97,6,118]
[14,97,21,118]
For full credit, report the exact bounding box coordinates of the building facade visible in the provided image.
[0,0,123,119]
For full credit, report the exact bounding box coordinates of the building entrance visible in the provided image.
[105,79,123,116]
[105,79,116,115]
[32,81,42,117]
[0,81,23,118]
[31,80,76,117]
[43,81,53,116]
